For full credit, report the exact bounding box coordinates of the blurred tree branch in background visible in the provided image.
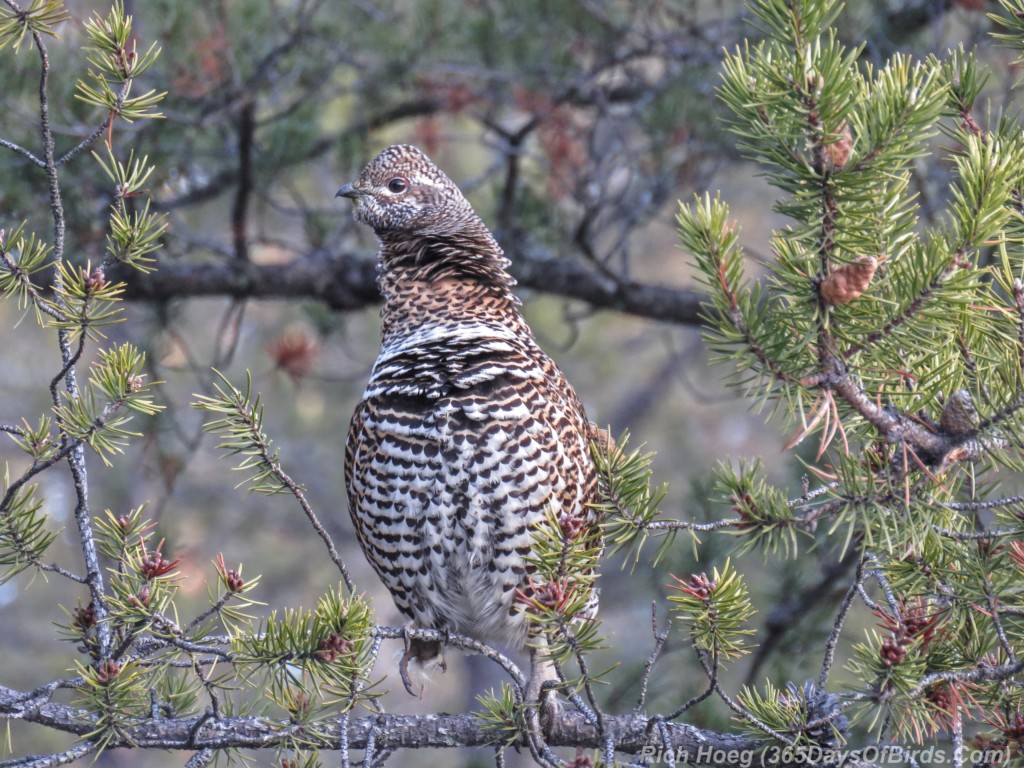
[104,255,708,326]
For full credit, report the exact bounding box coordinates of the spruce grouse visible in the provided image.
[338,144,599,697]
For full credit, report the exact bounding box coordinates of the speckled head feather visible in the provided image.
[338,144,480,238]
[338,144,511,290]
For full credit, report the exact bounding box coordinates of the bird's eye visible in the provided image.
[387,177,409,194]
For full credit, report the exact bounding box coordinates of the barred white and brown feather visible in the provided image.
[338,144,598,691]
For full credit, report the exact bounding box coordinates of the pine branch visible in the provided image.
[0,136,44,167]
[0,682,759,761]
[192,371,354,591]
[21,4,109,662]
[818,556,867,689]
[634,603,671,712]
[0,739,100,768]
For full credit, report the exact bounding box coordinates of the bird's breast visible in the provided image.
[346,329,593,645]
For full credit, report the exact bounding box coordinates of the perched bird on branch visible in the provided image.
[337,144,599,703]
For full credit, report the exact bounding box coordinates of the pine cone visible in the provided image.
[819,255,879,306]
[825,121,853,170]
[785,680,849,749]
[939,389,978,437]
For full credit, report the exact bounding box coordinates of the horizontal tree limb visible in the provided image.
[106,250,707,326]
[0,683,757,762]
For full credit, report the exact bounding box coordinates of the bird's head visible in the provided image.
[337,144,478,239]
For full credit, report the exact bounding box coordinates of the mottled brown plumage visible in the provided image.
[338,144,598,696]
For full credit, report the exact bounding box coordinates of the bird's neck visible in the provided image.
[376,221,515,289]
[375,229,526,343]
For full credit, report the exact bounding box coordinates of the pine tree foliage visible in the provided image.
[737,679,848,747]
[474,683,524,748]
[674,0,1024,750]
[0,224,51,314]
[0,0,67,52]
[93,146,166,272]
[51,342,162,465]
[230,585,376,716]
[193,370,292,495]
[75,0,164,121]
[592,431,677,565]
[668,558,757,666]
[0,471,56,584]
[9,0,1024,765]
[521,505,605,672]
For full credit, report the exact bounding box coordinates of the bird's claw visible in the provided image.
[399,644,419,697]
[400,624,420,697]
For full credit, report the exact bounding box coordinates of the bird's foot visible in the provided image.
[399,644,420,698]
[399,622,422,697]
[399,622,446,698]
[438,627,451,672]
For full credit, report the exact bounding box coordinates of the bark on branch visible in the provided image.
[0,683,757,762]
[106,250,707,326]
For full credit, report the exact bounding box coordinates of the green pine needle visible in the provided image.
[192,370,292,495]
[474,683,523,748]
[668,558,757,664]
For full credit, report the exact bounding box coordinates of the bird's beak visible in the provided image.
[336,183,362,199]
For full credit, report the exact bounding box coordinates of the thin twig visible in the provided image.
[984,581,1017,664]
[273,462,355,592]
[907,659,1024,699]
[746,548,859,684]
[185,591,236,634]
[0,435,95,583]
[338,711,350,768]
[866,555,901,616]
[213,378,357,592]
[559,671,598,728]
[856,583,881,612]
[191,657,222,721]
[951,710,964,768]
[25,17,112,657]
[185,709,215,749]
[0,740,99,768]
[568,629,605,735]
[47,331,87,410]
[56,119,112,167]
[654,716,677,768]
[0,137,44,166]
[363,714,382,767]
[819,556,867,688]
[943,495,1024,512]
[134,633,234,663]
[665,642,717,721]
[0,678,79,719]
[931,525,1017,541]
[696,647,795,745]
[635,603,671,712]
